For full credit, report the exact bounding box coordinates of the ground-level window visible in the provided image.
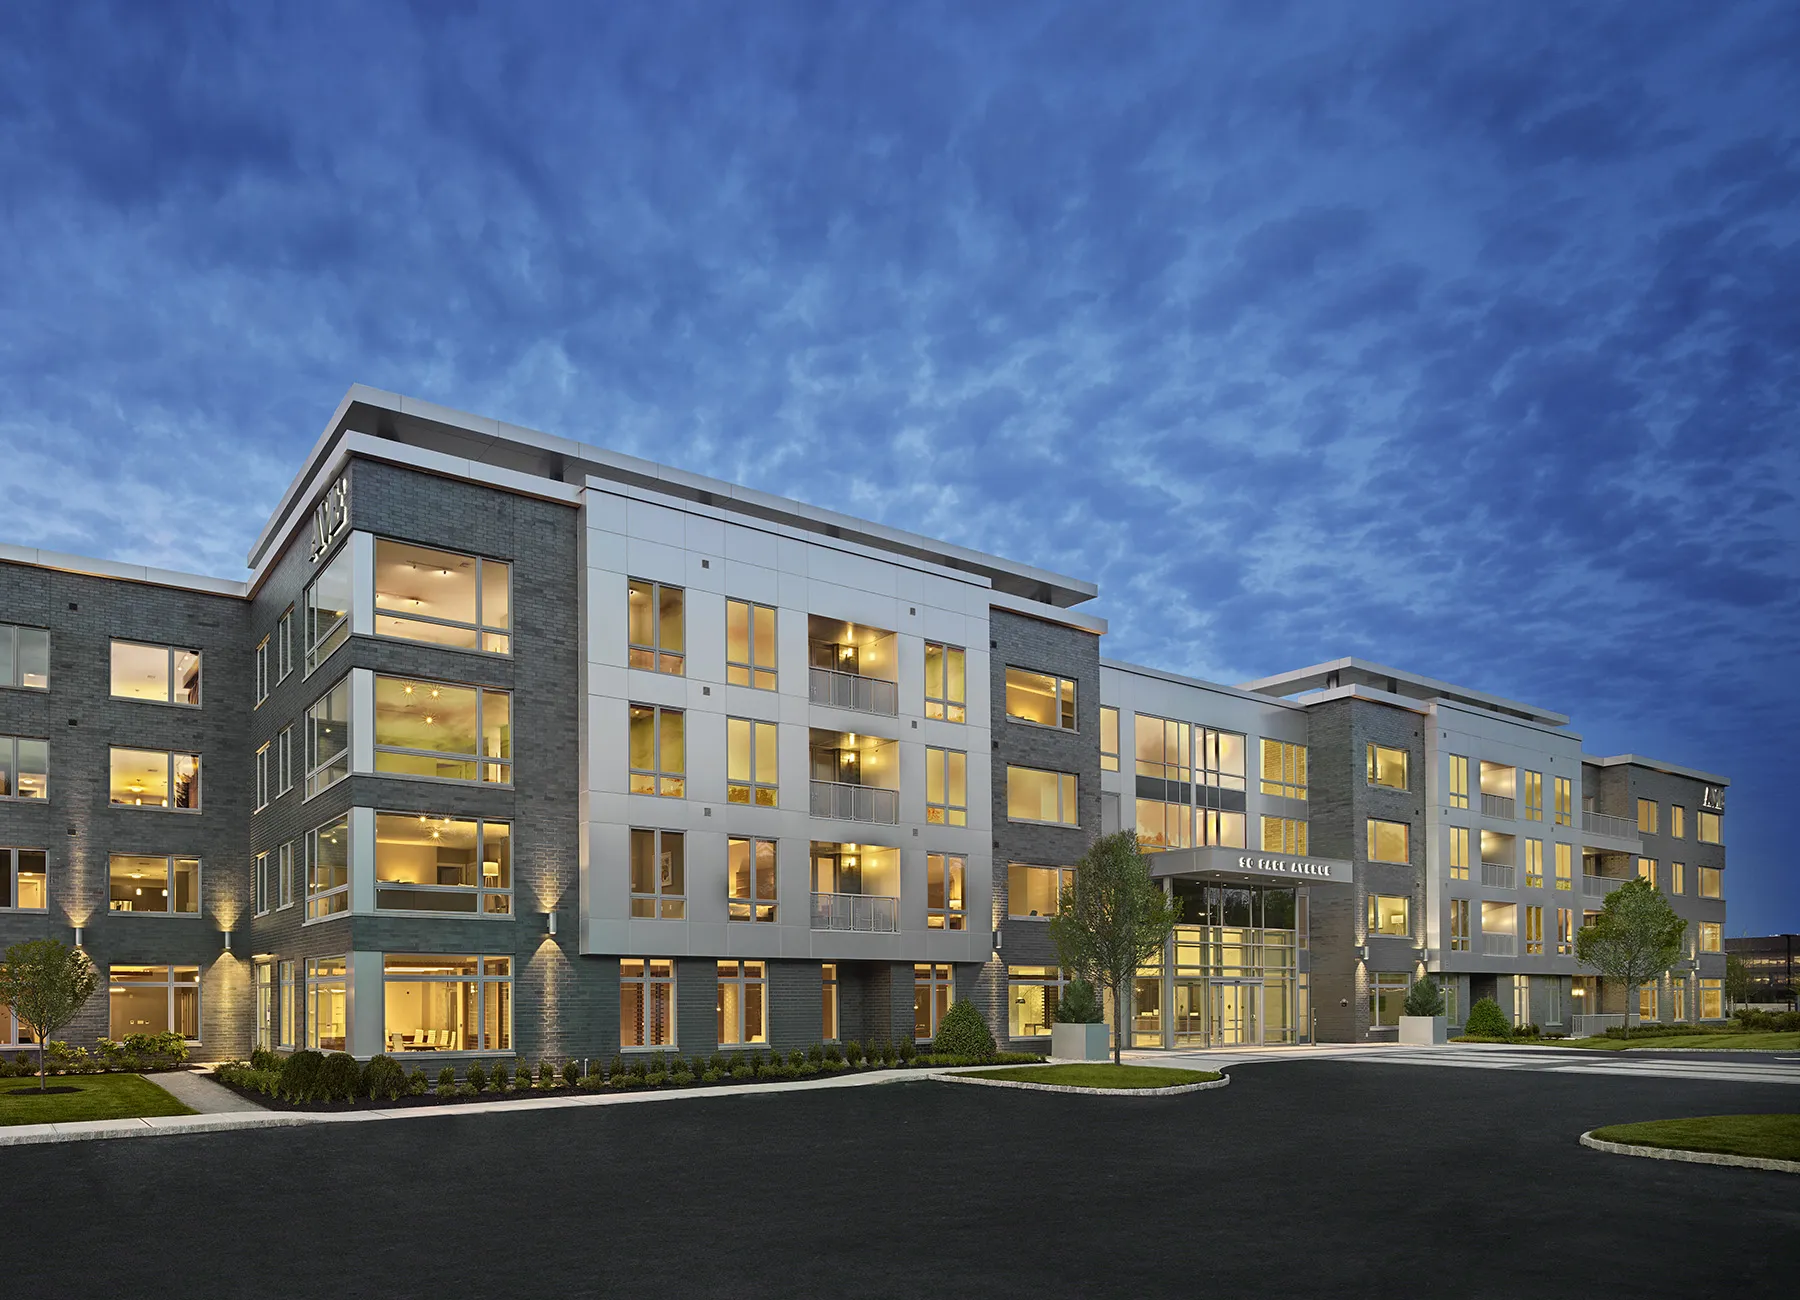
[1699,978,1723,1020]
[621,958,676,1049]
[1,1000,41,1044]
[110,965,200,1041]
[1442,979,1460,1025]
[1671,977,1687,1023]
[1,847,47,911]
[1638,983,1658,1022]
[1008,966,1066,1039]
[255,962,274,1052]
[307,957,347,1052]
[1368,973,1408,1028]
[927,853,965,930]
[821,963,838,1042]
[717,960,768,1046]
[279,960,296,1048]
[383,954,512,1053]
[1513,976,1531,1027]
[1545,980,1562,1026]
[914,963,953,1041]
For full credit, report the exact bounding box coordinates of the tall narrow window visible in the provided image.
[1365,744,1408,790]
[0,737,49,801]
[1261,816,1308,855]
[1557,907,1574,955]
[1005,668,1077,730]
[109,748,201,810]
[374,676,512,784]
[1449,899,1470,951]
[255,638,269,706]
[110,641,201,706]
[725,598,778,689]
[923,642,965,722]
[0,848,48,911]
[277,726,294,796]
[255,743,270,812]
[726,718,778,806]
[914,963,953,1041]
[620,958,676,1048]
[254,852,270,916]
[306,958,347,1051]
[821,963,839,1042]
[716,960,768,1046]
[629,828,685,919]
[926,747,967,826]
[1523,771,1543,821]
[1007,766,1078,826]
[1366,819,1409,864]
[279,961,296,1048]
[1637,799,1658,834]
[1554,776,1572,826]
[1260,740,1308,800]
[306,679,351,797]
[1637,857,1657,887]
[374,540,511,653]
[1525,905,1544,955]
[1448,755,1469,810]
[307,816,350,920]
[727,836,777,922]
[1524,838,1544,888]
[1669,861,1685,895]
[1448,826,1470,880]
[255,961,274,1052]
[278,842,294,909]
[1100,706,1119,772]
[1554,842,1572,890]
[0,625,50,690]
[626,579,684,674]
[277,607,294,681]
[1198,729,1246,790]
[305,545,352,673]
[927,853,965,930]
[628,705,685,797]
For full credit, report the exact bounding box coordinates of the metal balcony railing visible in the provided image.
[1571,1013,1625,1038]
[808,667,898,716]
[809,780,899,825]
[1582,873,1623,897]
[1481,793,1515,819]
[1480,862,1515,889]
[1481,933,1517,957]
[810,891,899,932]
[1582,810,1637,840]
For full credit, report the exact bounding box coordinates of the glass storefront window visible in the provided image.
[1007,966,1065,1038]
[382,954,512,1052]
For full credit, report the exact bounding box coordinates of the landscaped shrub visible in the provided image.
[788,1048,805,1068]
[607,1055,625,1081]
[1513,1023,1540,1039]
[317,1052,362,1102]
[823,1043,843,1064]
[250,1046,279,1072]
[407,1067,429,1096]
[279,1049,325,1102]
[491,1063,511,1092]
[1055,979,1103,1023]
[215,1062,282,1096]
[562,1060,581,1087]
[730,1056,753,1079]
[931,999,997,1061]
[1732,1009,1800,1032]
[1463,997,1509,1038]
[1404,978,1446,1018]
[897,1039,916,1063]
[541,1061,558,1088]
[629,1056,648,1079]
[436,1066,458,1094]
[362,1053,407,1102]
[807,1044,824,1064]
[844,1040,864,1066]
[513,1063,532,1089]
[467,1061,489,1092]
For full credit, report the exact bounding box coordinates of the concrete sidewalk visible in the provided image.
[152,1069,270,1114]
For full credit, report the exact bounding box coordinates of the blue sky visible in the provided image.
[3,3,1796,931]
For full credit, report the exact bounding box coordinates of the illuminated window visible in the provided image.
[1200,808,1246,848]
[382,955,511,1053]
[279,961,296,1048]
[1199,729,1246,791]
[1366,894,1409,937]
[1008,864,1074,919]
[109,965,200,1042]
[1007,765,1078,826]
[1637,798,1658,834]
[629,828,686,919]
[254,961,274,1052]
[375,813,511,914]
[1008,966,1067,1039]
[926,747,967,826]
[1638,982,1658,1022]
[1,848,48,911]
[1260,739,1308,800]
[626,579,685,674]
[375,676,512,785]
[726,836,778,922]
[1698,866,1722,899]
[306,679,351,797]
[373,540,511,654]
[1100,706,1119,771]
[1135,716,1191,782]
[717,960,768,1046]
[1669,861,1685,895]
[1448,826,1469,880]
[1522,771,1543,821]
[1671,976,1686,1023]
[1557,907,1574,955]
[306,816,349,920]
[106,854,201,916]
[1006,668,1077,730]
[1449,899,1470,951]
[307,957,347,1051]
[1137,798,1191,851]
[1524,839,1544,888]
[726,599,777,690]
[821,964,838,1042]
[1366,819,1409,864]
[1365,744,1408,790]
[1699,922,1721,953]
[628,704,684,797]
[1554,776,1572,826]
[1637,857,1657,887]
[1699,978,1722,1019]
[620,958,676,1048]
[726,717,778,807]
[1525,905,1544,955]
[1262,816,1308,856]
[923,642,966,723]
[0,624,49,690]
[927,853,966,930]
[1669,805,1685,839]
[110,641,201,706]
[304,545,352,673]
[914,963,953,1041]
[109,747,200,810]
[1554,842,1573,891]
[1448,755,1469,810]
[1697,811,1721,844]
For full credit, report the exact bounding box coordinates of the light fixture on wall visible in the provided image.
[222,929,233,953]
[546,911,558,937]
[1355,944,1369,962]
[72,926,85,948]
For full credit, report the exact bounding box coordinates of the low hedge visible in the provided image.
[0,1032,190,1077]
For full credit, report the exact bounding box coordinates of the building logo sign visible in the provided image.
[1701,786,1725,813]
[1236,854,1338,881]
[308,476,350,563]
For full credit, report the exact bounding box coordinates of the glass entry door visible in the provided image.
[1174,982,1207,1046]
[1210,980,1261,1046]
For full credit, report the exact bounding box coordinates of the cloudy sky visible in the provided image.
[4,3,1796,931]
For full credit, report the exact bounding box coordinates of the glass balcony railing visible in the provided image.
[1481,933,1516,957]
[1480,862,1515,889]
[1582,873,1624,897]
[1582,810,1637,839]
[810,891,899,932]
[808,667,897,716]
[809,780,899,825]
[1481,793,1515,819]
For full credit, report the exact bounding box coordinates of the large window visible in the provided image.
[375,676,512,784]
[1524,838,1544,888]
[1699,978,1723,1020]
[1670,805,1686,839]
[1698,866,1722,899]
[821,964,838,1042]
[1135,715,1190,782]
[1699,922,1721,953]
[1008,863,1073,918]
[383,954,512,1053]
[1007,765,1078,826]
[307,957,347,1051]
[0,736,48,800]
[727,837,777,922]
[374,540,511,653]
[726,599,777,690]
[305,545,352,673]
[1555,843,1573,891]
[1557,907,1574,955]
[1138,797,1192,851]
[1366,818,1409,864]
[1448,755,1469,810]
[926,747,967,826]
[1366,744,1408,790]
[109,748,200,810]
[621,958,676,1048]
[1697,811,1721,844]
[109,855,200,915]
[1261,816,1308,856]
[914,963,953,1041]
[306,678,351,797]
[1554,776,1572,827]
[307,816,349,919]
[375,813,511,914]
[110,965,200,1041]
[726,718,778,806]
[716,960,768,1046]
[0,625,49,690]
[1637,798,1658,834]
[1525,905,1544,955]
[927,853,965,930]
[1198,728,1246,790]
[110,641,201,706]
[1366,894,1409,937]
[627,579,684,674]
[1100,706,1119,771]
[1008,966,1066,1039]
[1368,973,1409,1028]
[628,704,684,797]
[1449,899,1470,951]
[923,642,965,723]
[629,828,685,918]
[1448,826,1469,880]
[1200,808,1246,848]
[1,848,47,911]
[1260,740,1307,800]
[1523,771,1543,821]
[1006,668,1076,730]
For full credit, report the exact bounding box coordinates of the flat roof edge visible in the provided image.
[1101,657,1306,710]
[1584,753,1730,786]
[0,542,246,598]
[1238,655,1569,726]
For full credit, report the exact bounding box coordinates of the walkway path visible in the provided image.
[151,1069,270,1114]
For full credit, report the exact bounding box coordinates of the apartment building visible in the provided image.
[0,386,1731,1057]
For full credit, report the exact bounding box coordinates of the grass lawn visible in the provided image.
[961,1063,1221,1089]
[1590,1114,1800,1162]
[0,1074,196,1127]
[1559,1031,1800,1052]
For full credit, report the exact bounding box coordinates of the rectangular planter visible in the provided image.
[1399,1015,1448,1045]
[1051,1022,1111,1061]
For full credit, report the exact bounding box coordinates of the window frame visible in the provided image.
[305,816,350,921]
[913,963,953,1042]
[1135,714,1191,783]
[1669,861,1685,895]
[1448,826,1469,880]
[1366,893,1409,938]
[1198,727,1247,791]
[304,543,353,677]
[1669,804,1685,839]
[1006,764,1079,827]
[1522,770,1543,821]
[0,846,48,913]
[1261,816,1308,856]
[0,735,50,802]
[279,960,296,1048]
[726,836,778,923]
[108,747,202,812]
[1007,863,1074,919]
[1637,798,1659,834]
[110,640,202,708]
[374,812,513,916]
[923,641,966,723]
[277,607,294,682]
[255,637,270,706]
[255,742,270,813]
[1260,739,1308,801]
[254,851,270,917]
[1449,898,1470,952]
[0,624,50,691]
[1554,776,1572,827]
[305,678,351,799]
[726,717,778,807]
[925,746,967,827]
[1448,754,1469,810]
[715,959,768,1047]
[620,957,677,1050]
[629,828,686,919]
[306,957,348,1051]
[1698,922,1721,954]
[1365,743,1408,790]
[725,598,778,690]
[628,704,685,797]
[277,726,294,796]
[1100,706,1119,772]
[1525,904,1544,955]
[108,964,201,1044]
[1365,818,1409,864]
[1697,811,1721,844]
[1556,907,1574,955]
[1698,866,1722,899]
[926,852,966,930]
[278,841,294,910]
[1007,965,1068,1039]
[373,675,513,787]
[380,953,513,1053]
[626,578,685,675]
[1554,842,1573,891]
[373,539,513,656]
[1368,973,1410,1028]
[821,963,839,1042]
[1004,666,1077,731]
[1524,838,1544,888]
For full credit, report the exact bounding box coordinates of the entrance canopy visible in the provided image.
[1147,844,1353,886]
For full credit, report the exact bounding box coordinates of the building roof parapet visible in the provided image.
[1237,656,1568,726]
[1582,753,1730,786]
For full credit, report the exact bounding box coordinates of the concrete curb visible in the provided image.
[1578,1131,1800,1174]
[929,1070,1229,1097]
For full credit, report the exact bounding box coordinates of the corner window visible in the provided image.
[627,579,684,674]
[1637,798,1659,834]
[1008,863,1074,918]
[620,958,676,1049]
[306,679,351,797]
[304,546,352,674]
[727,836,777,922]
[925,747,967,826]
[0,848,47,911]
[374,540,512,653]
[0,625,49,690]
[716,960,768,1046]
[927,853,965,930]
[375,676,512,785]
[0,736,48,800]
[376,813,511,914]
[1260,739,1308,800]
[1365,744,1408,790]
[726,599,777,690]
[1261,816,1308,856]
[726,717,778,806]
[109,748,200,810]
[306,957,347,1051]
[110,641,201,706]
[914,963,952,1041]
[628,704,684,797]
[1448,755,1469,810]
[307,816,349,920]
[1007,765,1078,826]
[923,642,965,723]
[110,854,200,915]
[109,965,200,1042]
[1366,818,1409,864]
[1005,668,1076,729]
[382,955,511,1053]
[1100,706,1119,771]
[1697,811,1721,844]
[629,828,685,919]
[1366,894,1409,937]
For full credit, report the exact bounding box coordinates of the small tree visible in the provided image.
[1574,877,1685,1038]
[0,938,100,1090]
[1047,830,1181,1065]
[1724,953,1752,1012]
[1403,977,1445,1019]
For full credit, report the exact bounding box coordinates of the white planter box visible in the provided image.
[1051,1022,1111,1060]
[1399,1015,1448,1045]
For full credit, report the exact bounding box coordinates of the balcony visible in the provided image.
[1482,933,1516,957]
[808,667,897,716]
[1480,862,1515,889]
[1583,810,1636,840]
[811,891,899,933]
[810,780,898,825]
[1481,793,1515,819]
[1582,873,1623,898]
[808,616,898,717]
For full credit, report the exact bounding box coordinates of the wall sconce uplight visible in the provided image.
[222,929,233,953]
[1355,944,1369,962]
[73,926,85,948]
[546,911,558,937]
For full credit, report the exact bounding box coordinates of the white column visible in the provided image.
[348,950,384,1059]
